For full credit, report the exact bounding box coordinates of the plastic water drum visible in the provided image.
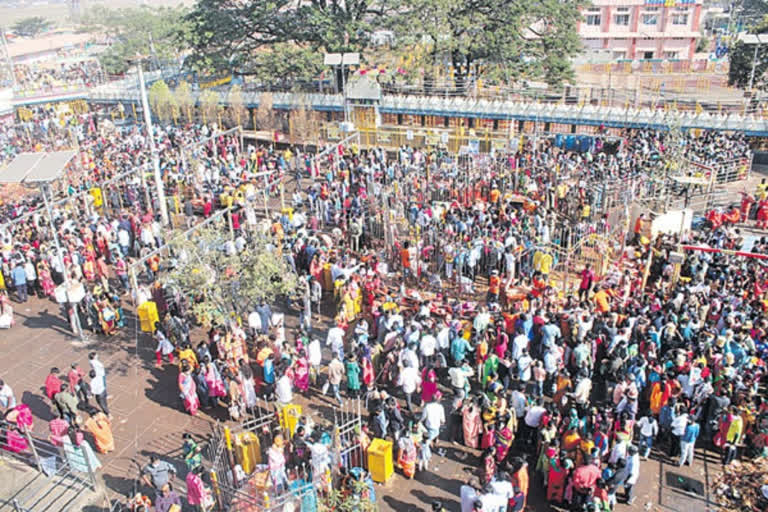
[367,438,393,483]
[137,301,159,333]
[234,431,261,474]
[280,404,302,437]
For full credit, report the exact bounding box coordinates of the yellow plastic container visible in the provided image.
[234,431,261,474]
[322,264,333,291]
[280,404,303,437]
[89,187,103,208]
[137,301,159,333]
[367,438,393,483]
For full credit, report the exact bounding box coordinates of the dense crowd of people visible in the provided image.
[0,98,764,512]
[12,60,104,94]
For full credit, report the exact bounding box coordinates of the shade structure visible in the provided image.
[0,151,77,184]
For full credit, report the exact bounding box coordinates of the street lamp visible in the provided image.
[324,52,359,131]
[129,54,169,226]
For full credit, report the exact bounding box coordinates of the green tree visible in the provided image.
[181,0,392,76]
[81,5,191,75]
[226,84,247,127]
[175,80,195,123]
[393,0,584,88]
[12,16,52,37]
[248,44,324,86]
[728,17,768,91]
[198,89,221,126]
[148,79,177,123]
[162,224,297,325]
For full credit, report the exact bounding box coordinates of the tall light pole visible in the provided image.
[0,26,16,90]
[132,55,169,226]
[42,183,83,339]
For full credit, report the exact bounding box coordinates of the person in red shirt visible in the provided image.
[488,270,501,303]
[757,199,768,229]
[44,367,63,417]
[401,241,412,280]
[571,458,601,507]
[578,264,595,302]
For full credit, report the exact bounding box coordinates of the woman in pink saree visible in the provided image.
[293,350,310,393]
[462,400,482,449]
[37,260,55,297]
[203,359,227,399]
[421,367,438,404]
[178,361,200,416]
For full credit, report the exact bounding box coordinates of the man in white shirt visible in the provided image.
[88,352,106,393]
[436,324,451,352]
[636,412,658,459]
[275,373,293,405]
[572,373,592,406]
[326,326,345,360]
[397,360,421,412]
[0,379,15,410]
[421,392,445,442]
[517,349,533,382]
[511,328,528,361]
[307,338,322,387]
[510,386,527,420]
[448,362,474,397]
[247,310,262,338]
[89,369,110,418]
[460,484,480,512]
[419,332,437,366]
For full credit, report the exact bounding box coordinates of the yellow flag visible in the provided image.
[695,102,703,115]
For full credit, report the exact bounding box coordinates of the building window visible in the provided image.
[616,7,630,12]
[586,14,601,25]
[614,14,630,25]
[644,7,658,12]
[663,51,678,59]
[642,14,658,25]
[643,51,654,59]
[613,50,627,59]
[672,14,688,25]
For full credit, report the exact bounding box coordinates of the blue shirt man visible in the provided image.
[11,265,26,286]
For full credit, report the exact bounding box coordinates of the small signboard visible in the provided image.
[668,251,685,264]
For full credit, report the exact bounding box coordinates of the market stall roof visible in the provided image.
[0,151,77,184]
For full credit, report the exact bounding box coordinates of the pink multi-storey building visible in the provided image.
[578,0,704,61]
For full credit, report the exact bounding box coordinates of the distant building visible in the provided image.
[6,32,94,64]
[578,0,703,61]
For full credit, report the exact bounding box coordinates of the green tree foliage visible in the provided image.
[182,0,391,77]
[728,16,768,91]
[81,5,191,75]
[12,17,52,37]
[148,79,177,123]
[162,223,297,326]
[182,0,583,89]
[742,0,768,20]
[394,0,584,87]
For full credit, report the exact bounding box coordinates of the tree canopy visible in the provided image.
[181,0,582,88]
[12,17,53,37]
[162,222,297,326]
[728,16,768,91]
[81,5,191,75]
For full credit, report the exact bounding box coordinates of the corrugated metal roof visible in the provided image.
[0,151,76,184]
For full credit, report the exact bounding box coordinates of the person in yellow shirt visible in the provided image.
[593,286,611,313]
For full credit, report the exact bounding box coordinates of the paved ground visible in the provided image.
[6,170,764,511]
[1,275,727,512]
